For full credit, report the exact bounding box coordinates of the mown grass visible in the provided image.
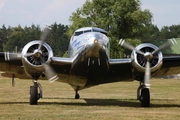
[0,77,180,120]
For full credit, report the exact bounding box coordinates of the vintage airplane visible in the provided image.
[0,27,180,107]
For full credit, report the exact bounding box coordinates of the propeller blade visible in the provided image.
[4,52,21,61]
[40,56,58,82]
[42,63,59,83]
[119,39,144,55]
[38,27,50,50]
[152,38,177,55]
[144,60,151,88]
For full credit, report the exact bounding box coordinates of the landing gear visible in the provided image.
[140,88,150,107]
[30,81,43,105]
[75,91,80,99]
[30,86,38,105]
[137,83,150,107]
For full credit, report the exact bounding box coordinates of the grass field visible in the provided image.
[0,77,180,120]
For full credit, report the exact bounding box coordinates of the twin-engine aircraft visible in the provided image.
[0,27,180,107]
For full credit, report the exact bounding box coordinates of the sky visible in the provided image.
[0,0,180,29]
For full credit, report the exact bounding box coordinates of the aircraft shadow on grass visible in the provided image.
[0,98,180,108]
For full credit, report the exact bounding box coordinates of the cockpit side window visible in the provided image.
[93,29,107,36]
[74,31,83,36]
[101,32,107,36]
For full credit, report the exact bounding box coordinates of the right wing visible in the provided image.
[0,52,76,80]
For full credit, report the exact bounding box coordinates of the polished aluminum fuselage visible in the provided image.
[68,32,110,59]
[64,32,111,89]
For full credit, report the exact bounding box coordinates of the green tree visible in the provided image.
[3,24,41,52]
[68,0,152,58]
[47,23,69,56]
[0,25,12,51]
[159,26,171,39]
[3,23,69,56]
[142,24,160,41]
[159,25,180,39]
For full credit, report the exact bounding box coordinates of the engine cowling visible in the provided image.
[131,43,163,73]
[21,40,53,78]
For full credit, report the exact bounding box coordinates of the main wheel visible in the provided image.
[30,86,38,105]
[140,88,150,107]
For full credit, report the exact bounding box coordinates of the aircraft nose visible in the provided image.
[87,32,108,46]
[94,39,98,44]
[90,34,102,44]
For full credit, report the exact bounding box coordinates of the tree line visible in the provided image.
[1,0,180,58]
[0,23,69,57]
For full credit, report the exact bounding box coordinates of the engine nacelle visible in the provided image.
[21,40,53,78]
[131,43,163,74]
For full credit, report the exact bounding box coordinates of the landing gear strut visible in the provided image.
[30,80,43,105]
[137,82,150,107]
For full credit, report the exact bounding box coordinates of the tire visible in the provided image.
[30,86,38,105]
[140,88,150,107]
[75,93,80,99]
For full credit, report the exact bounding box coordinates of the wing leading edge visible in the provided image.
[51,57,75,65]
[109,58,131,64]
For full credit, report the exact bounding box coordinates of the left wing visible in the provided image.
[108,55,180,81]
[155,55,180,76]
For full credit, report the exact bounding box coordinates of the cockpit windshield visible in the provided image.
[73,27,107,37]
[84,30,91,33]
[93,29,107,36]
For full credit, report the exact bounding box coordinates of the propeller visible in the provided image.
[5,27,58,82]
[119,38,177,88]
[35,27,58,82]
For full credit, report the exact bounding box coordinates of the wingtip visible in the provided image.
[118,39,125,46]
[169,38,177,45]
